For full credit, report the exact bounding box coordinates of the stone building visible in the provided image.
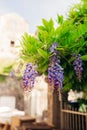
[0,13,29,73]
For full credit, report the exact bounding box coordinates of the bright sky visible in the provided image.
[0,0,81,34]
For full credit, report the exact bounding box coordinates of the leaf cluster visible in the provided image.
[20,0,87,96]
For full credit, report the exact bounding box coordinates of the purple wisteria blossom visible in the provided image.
[48,42,64,90]
[23,63,38,91]
[50,42,58,53]
[73,54,83,82]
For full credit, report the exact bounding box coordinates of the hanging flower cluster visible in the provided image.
[23,63,38,92]
[48,42,64,90]
[73,54,83,82]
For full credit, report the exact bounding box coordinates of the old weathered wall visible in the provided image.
[0,75,24,110]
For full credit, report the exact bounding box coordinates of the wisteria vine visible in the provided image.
[48,42,64,90]
[23,63,38,92]
[73,54,83,82]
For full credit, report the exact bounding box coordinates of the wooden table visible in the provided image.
[11,116,36,130]
[22,122,54,130]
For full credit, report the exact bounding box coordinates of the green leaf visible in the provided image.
[57,14,64,24]
[56,47,64,51]
[37,48,48,59]
[79,104,87,112]
[81,55,87,60]
[63,82,72,92]
[37,26,46,31]
[41,18,54,32]
[38,61,48,74]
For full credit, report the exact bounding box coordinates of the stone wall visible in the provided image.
[0,75,24,110]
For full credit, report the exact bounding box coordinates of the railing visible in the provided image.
[60,101,87,130]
